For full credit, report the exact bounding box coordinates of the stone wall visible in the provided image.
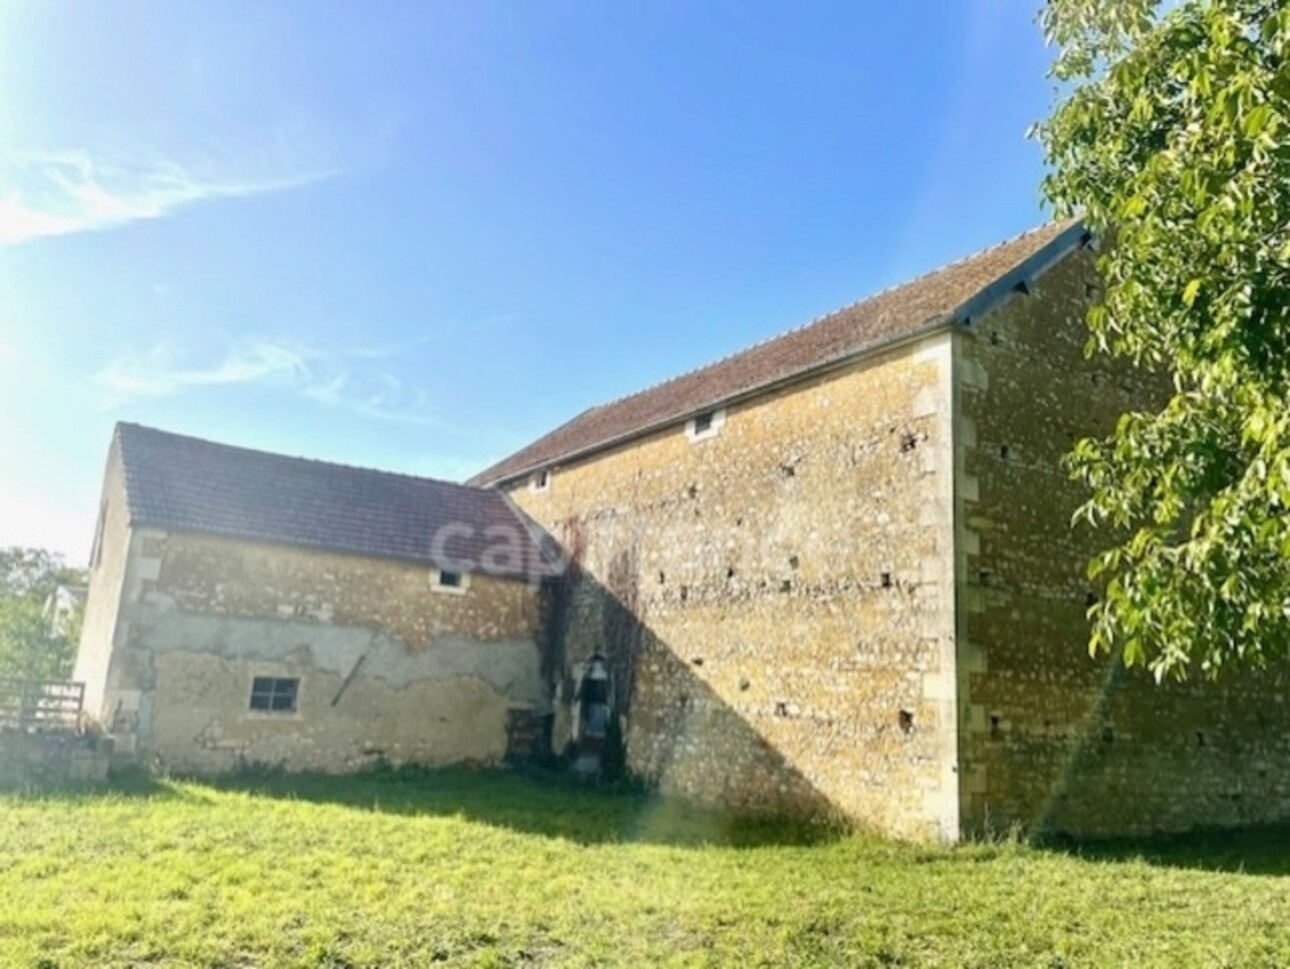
[99,532,547,774]
[958,245,1290,837]
[73,442,132,719]
[508,333,959,840]
[0,730,112,787]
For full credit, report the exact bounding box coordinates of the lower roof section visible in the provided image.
[111,422,556,581]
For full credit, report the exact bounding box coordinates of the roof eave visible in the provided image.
[121,517,555,583]
[949,220,1091,326]
[476,315,954,488]
[475,219,1091,490]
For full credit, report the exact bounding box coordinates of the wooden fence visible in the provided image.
[0,679,85,731]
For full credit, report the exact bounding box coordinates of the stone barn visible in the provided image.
[76,219,1290,841]
[74,423,555,774]
[472,219,1290,841]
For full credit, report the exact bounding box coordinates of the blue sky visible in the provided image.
[0,1,1055,563]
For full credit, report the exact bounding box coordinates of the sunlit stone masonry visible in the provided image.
[77,220,1290,841]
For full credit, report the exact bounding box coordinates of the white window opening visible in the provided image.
[432,568,470,594]
[686,407,726,442]
[531,469,551,492]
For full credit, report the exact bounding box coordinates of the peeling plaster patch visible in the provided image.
[126,610,545,699]
[95,531,548,776]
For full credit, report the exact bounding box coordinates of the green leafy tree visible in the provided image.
[0,546,85,680]
[1037,1,1290,679]
[0,547,85,601]
[0,596,75,680]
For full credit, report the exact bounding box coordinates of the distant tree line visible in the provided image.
[0,547,86,680]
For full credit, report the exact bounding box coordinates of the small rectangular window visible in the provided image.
[686,407,725,442]
[249,677,299,713]
[531,469,550,492]
[431,568,469,594]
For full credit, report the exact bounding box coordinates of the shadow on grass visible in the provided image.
[187,764,843,849]
[1,764,842,848]
[22,767,1290,869]
[7,765,817,848]
[1043,822,1290,877]
[1,768,189,803]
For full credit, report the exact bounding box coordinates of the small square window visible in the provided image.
[432,568,469,594]
[249,677,299,713]
[531,469,551,492]
[686,407,725,441]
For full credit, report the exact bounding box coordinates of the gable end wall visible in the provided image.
[957,246,1290,837]
[73,442,132,722]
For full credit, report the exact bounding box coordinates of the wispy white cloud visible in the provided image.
[92,337,442,427]
[0,148,334,245]
[93,339,306,398]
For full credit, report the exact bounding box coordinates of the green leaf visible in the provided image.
[1039,0,1290,681]
[1243,104,1273,138]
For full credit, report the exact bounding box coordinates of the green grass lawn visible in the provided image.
[3,769,1290,968]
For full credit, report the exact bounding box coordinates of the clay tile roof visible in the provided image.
[114,423,554,580]
[470,219,1087,487]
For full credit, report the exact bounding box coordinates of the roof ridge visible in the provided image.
[578,219,1073,416]
[473,217,1089,487]
[115,422,491,494]
[111,422,556,578]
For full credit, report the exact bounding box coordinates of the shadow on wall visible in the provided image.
[545,551,847,828]
[1021,655,1130,838]
[14,539,847,848]
[972,633,1290,844]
